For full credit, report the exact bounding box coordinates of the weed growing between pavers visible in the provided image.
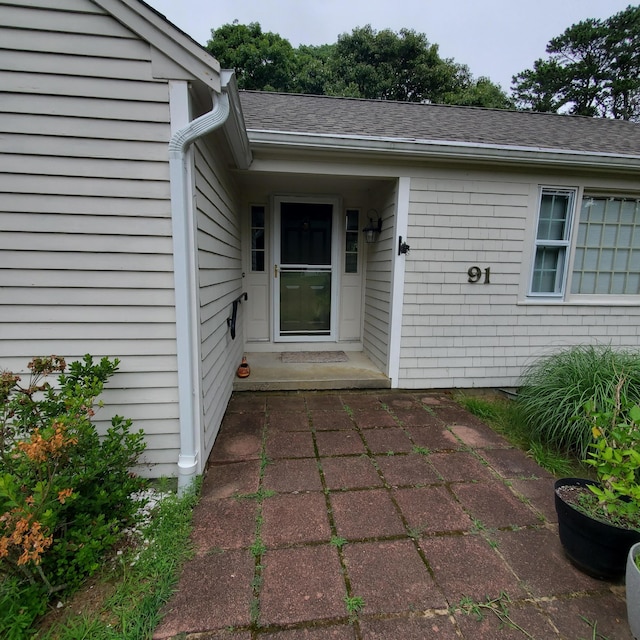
[406,525,427,539]
[344,595,365,622]
[451,592,535,639]
[579,615,613,640]
[469,518,500,549]
[247,423,274,628]
[412,445,431,455]
[330,536,347,549]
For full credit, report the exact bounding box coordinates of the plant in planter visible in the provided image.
[627,542,640,639]
[554,378,640,579]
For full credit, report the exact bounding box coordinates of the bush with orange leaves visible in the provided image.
[0,355,146,597]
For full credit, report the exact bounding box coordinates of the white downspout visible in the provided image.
[169,88,230,495]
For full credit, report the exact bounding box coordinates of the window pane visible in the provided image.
[614,249,629,271]
[621,200,636,223]
[251,205,266,273]
[572,197,640,295]
[537,192,570,240]
[280,270,331,334]
[586,198,605,222]
[627,273,640,294]
[532,247,564,293]
[586,224,603,245]
[595,273,612,294]
[600,248,614,271]
[251,207,264,228]
[346,210,359,232]
[252,252,264,272]
[612,273,626,294]
[281,203,332,265]
[344,209,359,274]
[253,229,264,251]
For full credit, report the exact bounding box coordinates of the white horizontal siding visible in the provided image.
[363,184,397,372]
[2,94,169,123]
[1,2,135,38]
[0,0,179,476]
[6,194,170,217]
[1,70,170,102]
[192,131,244,463]
[2,26,150,59]
[2,114,169,142]
[398,172,640,389]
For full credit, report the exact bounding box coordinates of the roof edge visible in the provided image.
[247,129,640,171]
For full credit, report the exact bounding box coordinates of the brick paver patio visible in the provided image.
[154,390,632,640]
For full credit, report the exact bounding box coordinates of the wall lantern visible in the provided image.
[362,211,382,243]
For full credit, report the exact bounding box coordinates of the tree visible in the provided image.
[290,44,334,95]
[444,76,515,110]
[206,21,512,109]
[326,25,461,103]
[206,21,297,92]
[512,5,640,120]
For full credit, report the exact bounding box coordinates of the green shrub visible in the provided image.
[0,576,48,640]
[0,355,146,606]
[517,344,640,458]
[583,387,640,528]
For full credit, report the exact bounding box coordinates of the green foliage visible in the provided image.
[206,21,297,92]
[328,25,453,102]
[455,391,584,477]
[452,592,535,639]
[206,21,512,108]
[526,441,575,477]
[344,594,365,621]
[0,355,146,614]
[512,5,640,120]
[583,384,640,528]
[329,535,347,548]
[0,576,48,639]
[517,345,640,458]
[37,483,200,640]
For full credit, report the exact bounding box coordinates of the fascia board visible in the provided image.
[220,70,253,170]
[247,129,640,173]
[91,0,221,91]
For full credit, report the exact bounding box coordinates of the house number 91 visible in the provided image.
[468,266,491,284]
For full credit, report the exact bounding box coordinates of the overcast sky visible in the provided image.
[145,0,632,91]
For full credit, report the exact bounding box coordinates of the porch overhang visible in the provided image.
[246,129,640,175]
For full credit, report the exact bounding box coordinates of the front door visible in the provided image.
[274,198,339,341]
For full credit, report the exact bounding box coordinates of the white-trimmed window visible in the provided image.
[250,205,266,272]
[571,196,640,295]
[529,189,640,299]
[529,188,576,296]
[345,209,359,274]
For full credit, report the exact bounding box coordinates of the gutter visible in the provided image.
[246,129,640,172]
[169,88,230,495]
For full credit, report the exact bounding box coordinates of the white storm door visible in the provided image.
[273,197,340,342]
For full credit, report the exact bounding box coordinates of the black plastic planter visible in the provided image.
[555,478,640,580]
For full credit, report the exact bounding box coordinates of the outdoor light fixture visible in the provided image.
[362,211,382,243]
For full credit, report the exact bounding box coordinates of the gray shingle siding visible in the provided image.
[238,91,640,157]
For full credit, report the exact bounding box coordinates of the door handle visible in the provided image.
[274,264,278,278]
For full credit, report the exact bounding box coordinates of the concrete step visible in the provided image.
[233,351,390,392]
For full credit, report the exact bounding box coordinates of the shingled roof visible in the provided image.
[239,91,640,158]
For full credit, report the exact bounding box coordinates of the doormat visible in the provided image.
[281,351,348,363]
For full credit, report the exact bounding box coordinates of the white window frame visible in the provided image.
[569,194,640,298]
[528,186,577,298]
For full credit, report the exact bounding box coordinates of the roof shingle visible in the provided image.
[239,91,640,157]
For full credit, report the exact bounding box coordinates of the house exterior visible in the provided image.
[2,0,640,483]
